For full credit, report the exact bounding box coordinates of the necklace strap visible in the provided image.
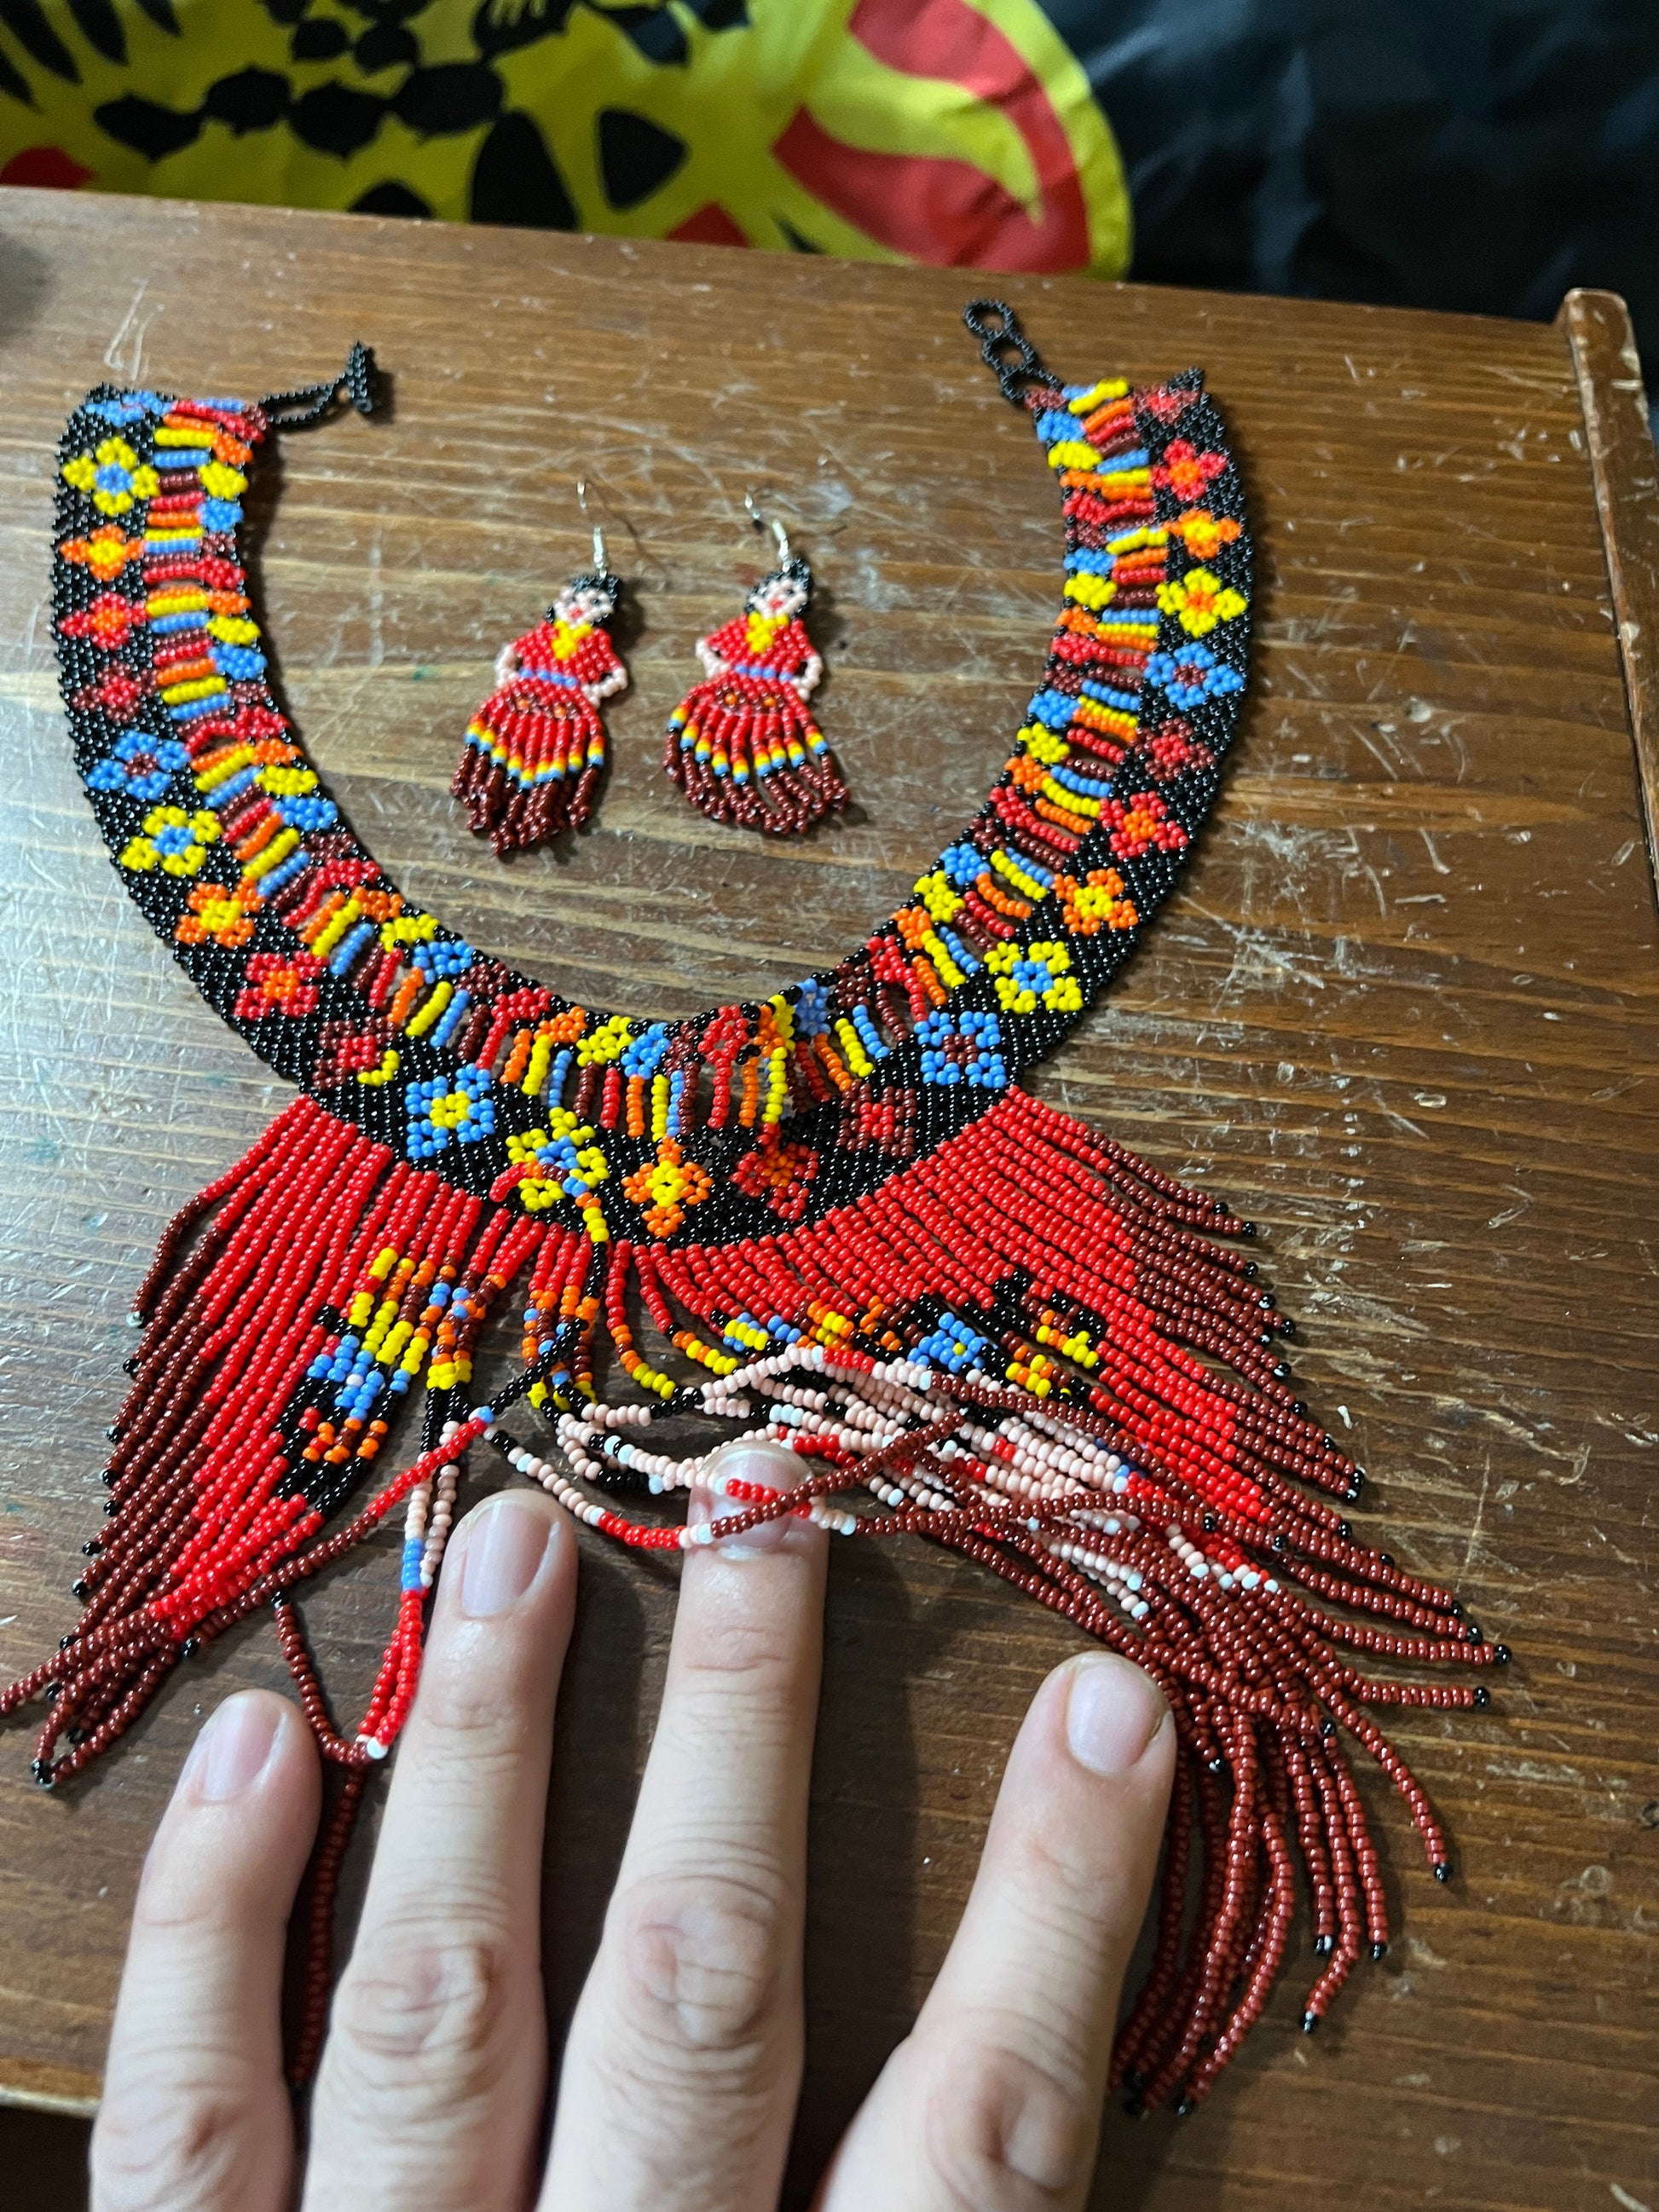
[260,342,380,430]
[962,299,1061,406]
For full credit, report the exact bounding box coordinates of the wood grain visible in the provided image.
[1560,286,1659,900]
[0,188,1656,2212]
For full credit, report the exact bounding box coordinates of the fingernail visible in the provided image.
[688,1482,792,1554]
[1065,1653,1169,1777]
[459,1492,555,1618]
[182,1693,281,1803]
[689,1446,796,1556]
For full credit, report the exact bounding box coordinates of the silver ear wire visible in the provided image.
[743,490,789,565]
[576,478,607,575]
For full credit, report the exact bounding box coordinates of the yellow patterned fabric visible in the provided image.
[0,0,1130,276]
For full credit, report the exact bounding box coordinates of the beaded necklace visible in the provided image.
[5,307,1501,2108]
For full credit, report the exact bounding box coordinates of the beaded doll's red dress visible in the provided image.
[666,603,847,832]
[454,614,624,855]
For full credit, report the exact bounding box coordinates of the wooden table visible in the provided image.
[1,188,1655,2212]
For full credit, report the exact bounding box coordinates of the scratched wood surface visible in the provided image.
[0,188,1655,2212]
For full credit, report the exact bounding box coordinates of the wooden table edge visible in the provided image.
[1558,285,1659,907]
[0,2059,99,2118]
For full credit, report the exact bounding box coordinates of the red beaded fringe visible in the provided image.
[3,1089,1498,2106]
[0,1098,512,1786]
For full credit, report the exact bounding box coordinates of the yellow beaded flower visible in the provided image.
[1168,509,1242,562]
[576,1013,633,1067]
[61,437,160,517]
[1156,567,1247,638]
[986,938,1083,1015]
[120,806,220,877]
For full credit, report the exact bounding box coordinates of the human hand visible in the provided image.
[91,1440,1176,2212]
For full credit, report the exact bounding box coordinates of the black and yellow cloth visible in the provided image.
[0,0,1132,271]
[2,0,1653,372]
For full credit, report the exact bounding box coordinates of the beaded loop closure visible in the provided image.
[7,314,1503,2110]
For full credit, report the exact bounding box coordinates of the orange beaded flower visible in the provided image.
[1054,868,1139,936]
[175,877,263,951]
[61,524,143,581]
[1167,507,1242,561]
[622,1138,712,1238]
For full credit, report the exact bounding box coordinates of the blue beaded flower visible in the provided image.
[87,731,190,803]
[275,794,339,834]
[1145,642,1245,710]
[405,1066,495,1158]
[87,393,166,427]
[794,976,831,1037]
[939,842,984,890]
[916,1008,1006,1089]
[413,937,475,984]
[621,1022,671,1077]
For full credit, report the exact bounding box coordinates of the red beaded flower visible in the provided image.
[58,592,143,651]
[314,1017,396,1088]
[1101,789,1188,859]
[1151,439,1227,502]
[233,950,325,1021]
[836,1087,917,1158]
[732,1140,818,1223]
[1139,385,1196,424]
[72,667,150,725]
[1140,720,1215,783]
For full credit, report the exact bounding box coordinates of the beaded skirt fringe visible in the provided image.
[663,677,847,835]
[3,1086,1500,2105]
[451,704,604,856]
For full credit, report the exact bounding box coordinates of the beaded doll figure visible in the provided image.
[664,516,847,833]
[453,556,626,857]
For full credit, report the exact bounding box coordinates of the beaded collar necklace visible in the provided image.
[6,306,1501,2108]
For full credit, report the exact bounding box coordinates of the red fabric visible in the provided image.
[668,204,749,248]
[0,146,92,190]
[773,0,1089,270]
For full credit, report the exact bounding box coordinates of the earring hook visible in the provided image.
[743,491,789,566]
[576,478,608,575]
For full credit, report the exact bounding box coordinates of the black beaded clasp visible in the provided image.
[261,341,379,430]
[962,298,1059,405]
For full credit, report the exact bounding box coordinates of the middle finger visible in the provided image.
[543,1438,828,2212]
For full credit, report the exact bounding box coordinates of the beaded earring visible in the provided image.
[662,500,847,834]
[452,483,626,856]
